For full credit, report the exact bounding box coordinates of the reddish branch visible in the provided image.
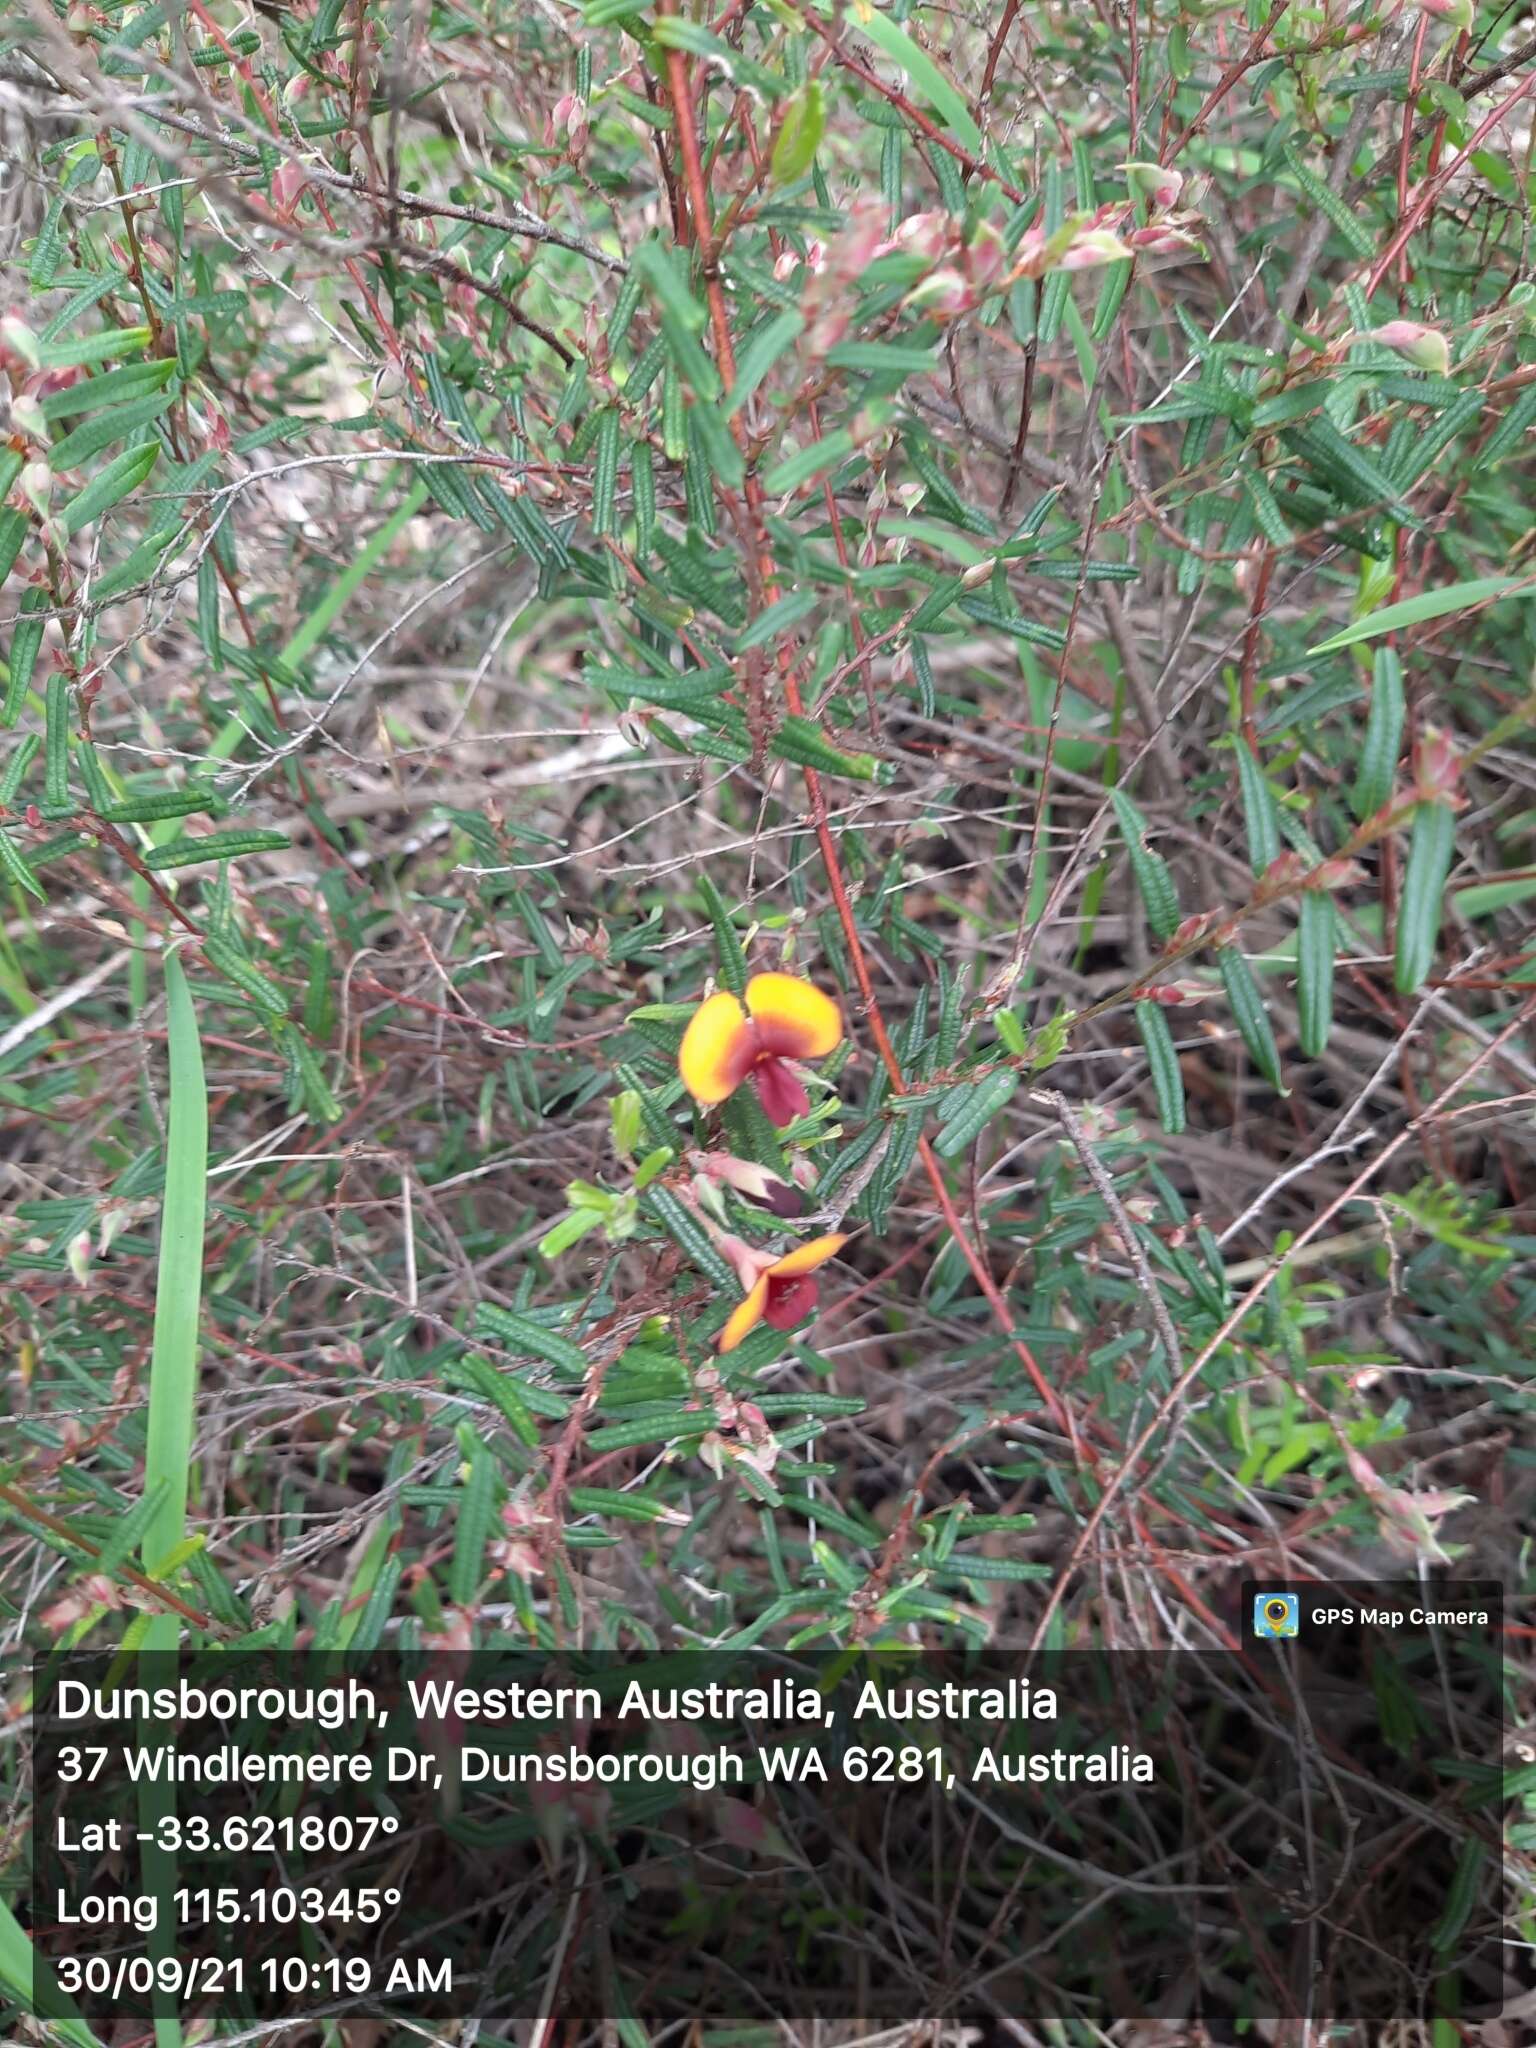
[659,28,1076,1449]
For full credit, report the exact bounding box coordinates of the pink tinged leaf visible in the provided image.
[272,160,311,217]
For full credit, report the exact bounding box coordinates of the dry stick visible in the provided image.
[1026,989,1536,1654]
[658,33,1076,1448]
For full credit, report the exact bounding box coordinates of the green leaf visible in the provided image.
[726,309,804,416]
[1394,801,1456,994]
[696,872,749,997]
[770,714,882,780]
[144,830,289,869]
[1352,645,1404,820]
[0,827,44,902]
[39,325,153,370]
[934,1070,1018,1156]
[59,440,162,536]
[44,672,70,808]
[641,1185,740,1290]
[762,429,855,495]
[567,1485,684,1524]
[1309,574,1532,656]
[449,1448,498,1606]
[1232,737,1279,877]
[0,508,29,586]
[737,589,819,650]
[47,391,175,470]
[633,240,721,403]
[590,407,621,539]
[1296,891,1335,1058]
[1217,945,1285,1091]
[770,80,826,185]
[143,948,207,1595]
[854,8,984,154]
[1110,788,1180,943]
[1135,1001,1185,1134]
[475,1302,592,1378]
[3,589,50,727]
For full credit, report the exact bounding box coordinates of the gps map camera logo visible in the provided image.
[1253,1589,1302,1638]
[1254,1592,1300,1638]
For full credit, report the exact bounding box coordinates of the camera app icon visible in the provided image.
[1254,1592,1300,1639]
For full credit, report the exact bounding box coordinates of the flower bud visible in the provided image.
[1361,321,1451,376]
[902,265,973,317]
[1127,224,1206,259]
[0,315,39,371]
[551,93,589,160]
[9,391,46,441]
[1413,724,1463,802]
[19,460,50,515]
[888,210,954,263]
[1122,161,1183,211]
[1058,228,1134,271]
[963,218,1008,290]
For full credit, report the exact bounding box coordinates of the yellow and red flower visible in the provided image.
[717,1232,848,1354]
[678,972,842,1127]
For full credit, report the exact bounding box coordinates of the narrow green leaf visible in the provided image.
[144,830,289,869]
[567,1485,683,1524]
[449,1449,498,1606]
[1309,574,1530,656]
[39,325,152,370]
[737,589,819,650]
[696,872,749,997]
[1135,1000,1186,1134]
[44,672,70,808]
[726,309,804,416]
[771,714,882,780]
[3,589,49,727]
[855,9,984,153]
[1110,788,1180,943]
[934,1071,1018,1156]
[1394,801,1456,993]
[0,508,29,586]
[475,1302,592,1378]
[1296,891,1335,1058]
[46,391,174,471]
[762,429,855,495]
[1217,946,1286,1091]
[1352,645,1405,820]
[633,240,721,403]
[143,949,207,1585]
[59,440,161,536]
[770,79,826,185]
[591,407,621,538]
[1232,738,1279,877]
[0,827,44,901]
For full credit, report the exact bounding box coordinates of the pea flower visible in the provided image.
[678,972,842,1126]
[718,1233,848,1354]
